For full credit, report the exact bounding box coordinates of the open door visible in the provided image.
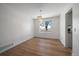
[65,8,72,48]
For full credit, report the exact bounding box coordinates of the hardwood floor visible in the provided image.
[0,37,72,56]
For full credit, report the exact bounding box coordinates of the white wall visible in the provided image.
[72,4,79,56]
[34,16,60,39]
[0,4,34,52]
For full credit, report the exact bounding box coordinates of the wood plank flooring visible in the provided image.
[0,37,72,56]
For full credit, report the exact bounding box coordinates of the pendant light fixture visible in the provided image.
[37,9,43,20]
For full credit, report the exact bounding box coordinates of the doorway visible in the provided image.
[65,8,72,48]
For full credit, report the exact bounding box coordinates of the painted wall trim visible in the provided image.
[0,36,33,53]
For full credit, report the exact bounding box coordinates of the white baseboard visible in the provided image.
[59,39,65,47]
[0,36,33,54]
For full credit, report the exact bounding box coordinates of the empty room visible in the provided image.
[0,3,79,56]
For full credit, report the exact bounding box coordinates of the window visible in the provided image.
[40,19,53,32]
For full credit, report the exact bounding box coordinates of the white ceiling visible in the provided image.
[3,3,73,18]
